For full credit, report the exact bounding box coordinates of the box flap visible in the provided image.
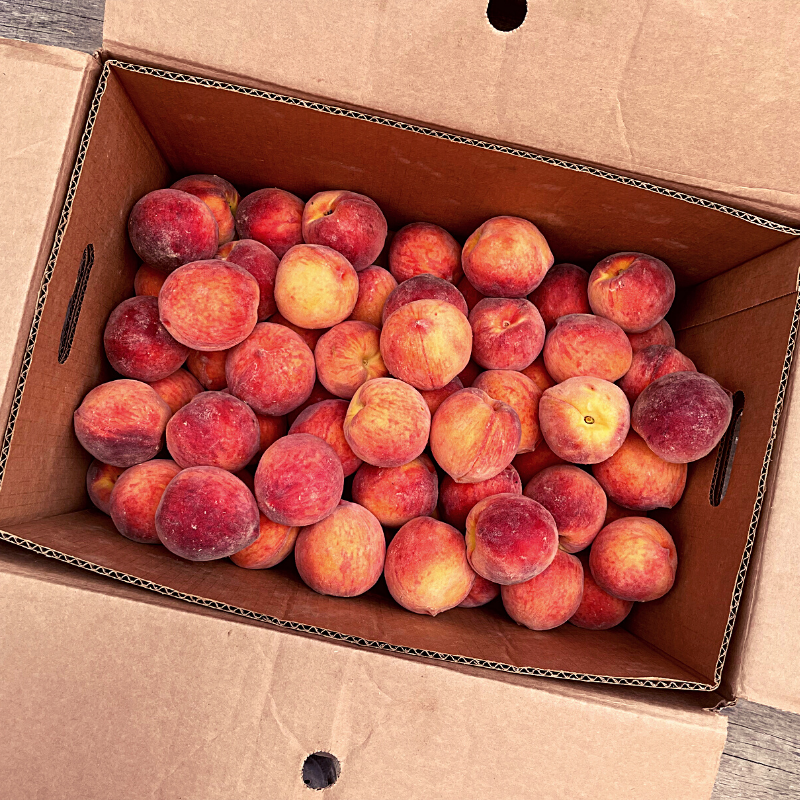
[0,39,100,428]
[103,0,800,224]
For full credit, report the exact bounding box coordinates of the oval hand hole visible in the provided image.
[709,391,745,507]
[302,752,341,790]
[487,0,527,31]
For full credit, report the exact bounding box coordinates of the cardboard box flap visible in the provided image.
[103,0,800,224]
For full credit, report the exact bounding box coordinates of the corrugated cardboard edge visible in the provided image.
[2,59,798,693]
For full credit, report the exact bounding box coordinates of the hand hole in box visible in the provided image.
[709,391,745,507]
[486,0,527,31]
[58,243,95,364]
[302,752,341,790]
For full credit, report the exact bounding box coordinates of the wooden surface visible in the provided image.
[2,3,799,798]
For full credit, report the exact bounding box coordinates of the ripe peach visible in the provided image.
[528,263,590,329]
[439,465,522,530]
[302,190,388,271]
[458,574,500,608]
[473,370,542,453]
[384,517,475,615]
[289,399,362,476]
[295,500,385,597]
[148,368,203,414]
[155,466,259,560]
[462,216,554,297]
[216,239,279,320]
[269,312,325,351]
[419,377,463,415]
[349,266,397,328]
[134,263,168,297]
[286,381,336,425]
[627,318,676,353]
[235,187,304,258]
[230,515,299,569]
[458,360,482,387]
[381,274,468,324]
[604,500,644,525]
[520,355,556,392]
[588,252,676,333]
[512,442,565,485]
[457,276,486,312]
[315,321,388,399]
[430,388,521,483]
[86,460,126,515]
[619,345,696,403]
[569,556,634,630]
[74,379,171,467]
[251,413,288,464]
[469,298,545,371]
[171,174,239,245]
[543,313,632,383]
[186,349,228,390]
[389,222,462,284]
[343,378,430,468]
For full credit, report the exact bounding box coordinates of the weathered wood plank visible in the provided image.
[0,0,103,53]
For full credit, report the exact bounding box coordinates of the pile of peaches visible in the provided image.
[74,175,733,632]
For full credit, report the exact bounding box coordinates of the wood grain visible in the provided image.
[0,0,103,53]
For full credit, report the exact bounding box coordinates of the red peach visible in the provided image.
[286,381,336,425]
[230,515,299,569]
[251,413,288,465]
[419,377,463,415]
[235,469,256,493]
[389,222,462,284]
[289,399,362,476]
[381,274,468,324]
[520,356,556,393]
[216,239,279,320]
[439,465,522,530]
[458,574,500,608]
[528,263,590,329]
[171,174,239,245]
[473,370,542,453]
[86,460,126,515]
[134,263,168,297]
[148,368,203,414]
[315,321,388,399]
[235,188,304,258]
[269,312,325,351]
[458,360,482,387]
[457,276,486,312]
[349,266,397,328]
[627,319,676,353]
[469,298,545,371]
[569,555,634,630]
[619,345,697,403]
[186,349,228,390]
[604,500,644,525]
[512,442,565,485]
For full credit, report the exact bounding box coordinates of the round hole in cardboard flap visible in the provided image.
[486,0,527,31]
[302,752,341,790]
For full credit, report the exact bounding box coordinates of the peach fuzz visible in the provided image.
[159,259,259,350]
[523,465,606,553]
[430,388,520,483]
[457,276,486,312]
[302,190,388,271]
[269,312,325,351]
[389,222,462,284]
[469,298,545,371]
[166,391,260,472]
[104,296,188,382]
[473,370,542,453]
[439,465,522,530]
[512,442,565,485]
[235,187,304,258]
[274,244,359,329]
[501,550,584,630]
[109,459,181,544]
[593,431,686,511]
[128,189,218,271]
[295,501,386,597]
[186,349,228,390]
[380,298,472,391]
[148,368,203,414]
[627,318,675,353]
[74,379,171,468]
[216,239,279,320]
[315,321,388,399]
[543,313,632,383]
[134,263,168,297]
[289,399,362,476]
[458,574,500,608]
[255,433,344,527]
[225,322,315,416]
[420,377,463,415]
[344,378,430,468]
[465,494,558,585]
[539,377,630,464]
[349,266,397,328]
[155,466,259,561]
[520,356,556,393]
[604,500,644,526]
[352,454,438,528]
[251,413,288,464]
[569,557,633,630]
[619,345,697,403]
[381,274,468,325]
[590,517,678,602]
[86,460,126,515]
[384,517,475,615]
[632,371,733,463]
[287,381,336,425]
[528,263,590,329]
[588,252,676,333]
[171,174,239,245]
[230,516,299,569]
[462,216,554,298]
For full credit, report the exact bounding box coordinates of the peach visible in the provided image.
[384,517,475,615]
[186,349,227,390]
[134,263,168,297]
[590,517,678,602]
[255,433,344,526]
[216,239,279,320]
[458,574,500,608]
[349,266,397,327]
[302,190,388,271]
[269,312,325,351]
[627,318,676,353]
[439,465,522,530]
[230,515,299,569]
[592,431,686,510]
[520,355,556,392]
[389,222,462,284]
[155,466,259,560]
[235,469,256,493]
[86,460,126,515]
[619,345,697,403]
[315,321,388,399]
[104,296,189,382]
[166,391,260,472]
[539,377,630,464]
[512,442,565,485]
[381,274,468,324]
[251,413,288,464]
[274,244,359,329]
[352,454,438,528]
[235,187,304,258]
[295,500,385,597]
[458,360,482,387]
[286,381,336,425]
[588,252,676,333]
[419,377,463,415]
[430,388,521,483]
[469,298,545,371]
[109,459,181,543]
[148,368,203,414]
[128,189,219,271]
[632,371,733,463]
[528,263,590,329]
[569,556,634,630]
[501,550,584,630]
[473,370,542,453]
[543,313,632,382]
[159,259,259,350]
[380,299,472,390]
[225,322,315,416]
[74,379,171,467]
[465,494,558,584]
[604,500,644,525]
[344,378,430,468]
[523,465,606,553]
[171,174,239,245]
[289,399,362,476]
[462,216,554,297]
[457,276,486,312]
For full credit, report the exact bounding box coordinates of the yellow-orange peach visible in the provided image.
[349,266,397,327]
[419,377,463,415]
[315,321,388,399]
[289,399,362,476]
[134,263,168,297]
[473,370,542,453]
[604,499,644,525]
[528,263,590,329]
[458,574,500,608]
[619,345,696,403]
[627,318,675,353]
[149,368,203,414]
[172,174,239,245]
[512,442,565,485]
[469,298,545,371]
[216,238,279,320]
[457,276,486,312]
[269,312,326,351]
[86,460,126,515]
[439,465,522,530]
[569,555,633,630]
[186,349,228,390]
[389,222,462,284]
[230,514,299,569]
[235,187,304,258]
[520,355,556,393]
[381,274,468,324]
